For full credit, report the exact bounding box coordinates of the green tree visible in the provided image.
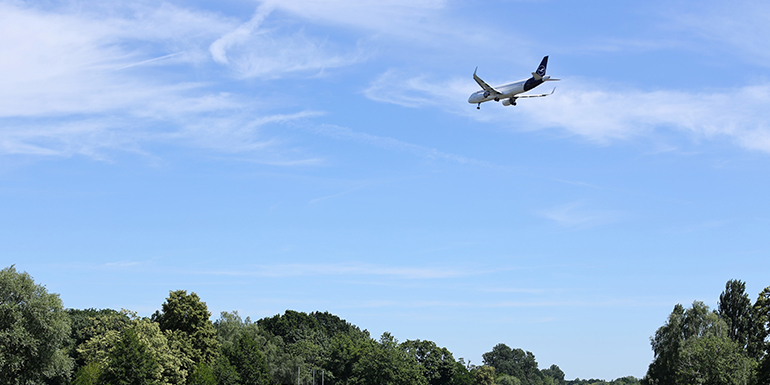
[676,334,755,385]
[66,308,130,371]
[188,361,217,385]
[402,339,457,385]
[473,365,495,385]
[349,332,427,385]
[482,344,542,385]
[754,286,770,385]
[78,316,191,385]
[497,374,521,385]
[718,279,761,358]
[152,290,219,365]
[101,327,160,385]
[0,265,73,384]
[541,364,565,385]
[71,361,101,385]
[643,301,756,385]
[212,356,241,385]
[224,332,271,385]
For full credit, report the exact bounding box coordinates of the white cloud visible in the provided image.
[366,71,770,154]
[0,2,320,161]
[208,2,364,79]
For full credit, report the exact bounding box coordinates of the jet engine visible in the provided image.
[501,98,517,107]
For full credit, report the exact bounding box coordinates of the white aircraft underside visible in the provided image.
[468,56,559,109]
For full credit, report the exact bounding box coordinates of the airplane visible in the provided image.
[468,56,559,109]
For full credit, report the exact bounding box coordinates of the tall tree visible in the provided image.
[754,286,770,384]
[152,290,219,365]
[718,279,760,357]
[0,265,73,384]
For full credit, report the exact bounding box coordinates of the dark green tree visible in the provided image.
[225,332,271,385]
[188,361,217,385]
[152,290,219,365]
[349,332,427,385]
[100,327,160,385]
[212,356,241,385]
[402,339,457,385]
[0,265,73,384]
[450,360,475,385]
[482,344,542,385]
[754,286,770,385]
[541,364,565,385]
[718,279,761,358]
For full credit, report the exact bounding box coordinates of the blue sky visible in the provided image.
[3,0,770,379]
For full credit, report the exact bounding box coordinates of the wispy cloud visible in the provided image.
[0,2,322,162]
[204,262,473,279]
[366,71,770,154]
[209,1,364,79]
[537,202,623,229]
[310,124,491,166]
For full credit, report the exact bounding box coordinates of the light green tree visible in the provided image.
[473,365,495,385]
[0,265,73,384]
[78,315,191,385]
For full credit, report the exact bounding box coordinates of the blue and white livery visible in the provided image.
[468,56,560,109]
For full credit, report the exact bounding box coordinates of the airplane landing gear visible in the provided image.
[477,103,481,109]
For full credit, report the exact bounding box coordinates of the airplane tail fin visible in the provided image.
[532,56,548,80]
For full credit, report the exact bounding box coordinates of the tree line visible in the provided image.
[3,264,683,385]
[641,279,770,385]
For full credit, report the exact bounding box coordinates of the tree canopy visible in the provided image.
[0,265,73,384]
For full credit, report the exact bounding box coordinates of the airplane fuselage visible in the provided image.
[468,77,544,104]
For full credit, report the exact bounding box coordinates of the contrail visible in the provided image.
[112,52,183,71]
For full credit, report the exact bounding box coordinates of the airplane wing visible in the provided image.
[515,88,556,98]
[473,68,503,97]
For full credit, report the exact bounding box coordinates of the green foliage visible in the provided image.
[66,308,130,371]
[718,279,763,358]
[71,361,102,385]
[224,331,271,385]
[212,356,241,385]
[188,361,217,385]
[676,334,755,385]
[473,365,495,385]
[402,339,457,385]
[482,344,542,385]
[346,332,427,385]
[0,265,74,384]
[78,316,191,385]
[541,364,565,385]
[497,374,521,385]
[643,300,756,385]
[450,360,475,385]
[101,327,161,385]
[152,290,219,365]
